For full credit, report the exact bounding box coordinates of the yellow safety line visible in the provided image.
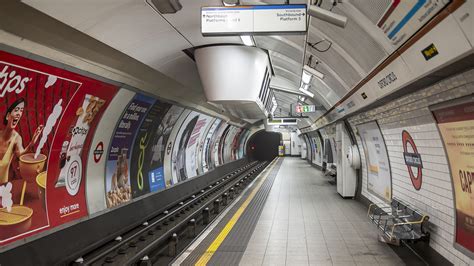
[195,158,279,266]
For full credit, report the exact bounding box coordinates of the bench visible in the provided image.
[324,164,337,177]
[367,198,430,246]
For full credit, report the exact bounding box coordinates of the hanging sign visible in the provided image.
[201,5,307,36]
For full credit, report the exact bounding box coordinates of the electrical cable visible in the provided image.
[307,39,332,52]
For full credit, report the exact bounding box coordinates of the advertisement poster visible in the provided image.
[0,51,118,245]
[171,112,199,184]
[210,121,226,169]
[237,129,250,160]
[223,126,239,163]
[196,118,216,175]
[129,100,171,198]
[201,119,220,174]
[46,80,117,226]
[231,128,244,161]
[184,114,212,180]
[105,94,155,208]
[163,110,190,187]
[146,105,184,191]
[304,135,312,162]
[357,121,392,202]
[218,124,230,166]
[433,101,474,253]
[310,133,322,166]
[218,125,234,165]
[86,89,135,214]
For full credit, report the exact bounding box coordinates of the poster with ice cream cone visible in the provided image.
[0,51,118,245]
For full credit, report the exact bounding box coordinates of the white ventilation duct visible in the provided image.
[195,45,272,119]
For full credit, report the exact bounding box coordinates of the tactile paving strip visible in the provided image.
[179,159,283,266]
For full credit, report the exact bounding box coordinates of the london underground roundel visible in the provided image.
[402,130,423,190]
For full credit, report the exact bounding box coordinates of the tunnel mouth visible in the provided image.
[246,130,282,161]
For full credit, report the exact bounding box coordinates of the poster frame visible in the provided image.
[429,94,474,259]
[355,120,393,203]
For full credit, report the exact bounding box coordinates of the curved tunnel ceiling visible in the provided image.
[22,0,416,128]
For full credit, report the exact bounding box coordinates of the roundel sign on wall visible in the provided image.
[402,130,423,190]
[93,141,104,163]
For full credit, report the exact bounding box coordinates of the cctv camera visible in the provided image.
[308,5,347,28]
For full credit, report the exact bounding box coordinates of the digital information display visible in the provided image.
[296,105,316,113]
[201,5,307,36]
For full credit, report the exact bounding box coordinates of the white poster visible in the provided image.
[164,110,190,187]
[357,121,392,201]
[201,119,220,173]
[185,114,213,179]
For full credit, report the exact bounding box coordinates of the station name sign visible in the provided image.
[201,5,307,36]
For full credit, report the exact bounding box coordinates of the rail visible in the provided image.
[72,161,269,265]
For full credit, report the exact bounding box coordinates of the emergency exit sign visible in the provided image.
[201,5,307,36]
[296,105,315,113]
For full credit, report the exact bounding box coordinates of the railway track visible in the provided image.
[71,161,269,265]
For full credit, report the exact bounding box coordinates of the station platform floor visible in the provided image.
[173,157,405,266]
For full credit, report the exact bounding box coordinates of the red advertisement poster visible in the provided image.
[0,51,118,245]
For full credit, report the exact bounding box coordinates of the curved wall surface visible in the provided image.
[0,50,250,248]
[304,69,474,264]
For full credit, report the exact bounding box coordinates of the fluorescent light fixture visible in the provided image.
[301,71,312,84]
[240,35,254,46]
[299,86,314,98]
[303,65,324,80]
[308,5,348,28]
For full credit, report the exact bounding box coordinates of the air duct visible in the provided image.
[146,0,182,14]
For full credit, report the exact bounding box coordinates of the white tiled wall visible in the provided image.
[346,69,474,265]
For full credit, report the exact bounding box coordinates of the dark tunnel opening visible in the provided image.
[246,130,282,161]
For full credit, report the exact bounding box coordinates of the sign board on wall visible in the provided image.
[402,130,423,190]
[201,5,307,36]
[356,121,392,202]
[432,100,474,254]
